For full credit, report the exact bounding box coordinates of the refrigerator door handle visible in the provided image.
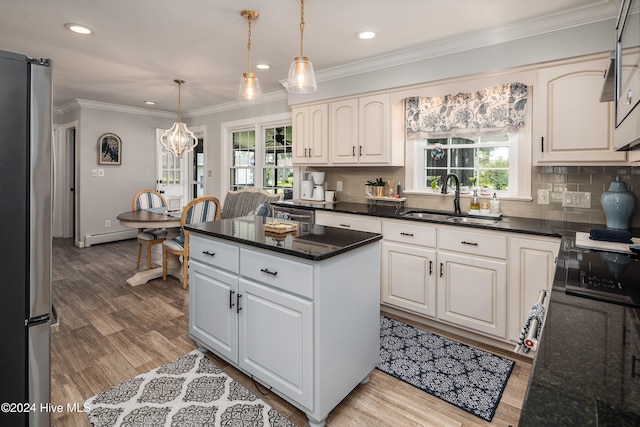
[26,313,50,327]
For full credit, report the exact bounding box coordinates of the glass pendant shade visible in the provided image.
[238,72,262,101]
[159,79,198,158]
[287,56,317,93]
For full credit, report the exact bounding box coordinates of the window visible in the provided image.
[421,133,516,193]
[224,113,293,198]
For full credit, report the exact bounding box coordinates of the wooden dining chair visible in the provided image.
[162,196,221,288]
[132,190,168,270]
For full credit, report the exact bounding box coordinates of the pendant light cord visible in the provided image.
[299,0,305,58]
[247,15,253,73]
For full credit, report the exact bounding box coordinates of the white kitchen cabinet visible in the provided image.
[315,210,382,233]
[292,104,329,165]
[188,232,380,427]
[238,277,314,409]
[437,250,508,339]
[329,93,401,166]
[534,56,627,164]
[507,236,559,343]
[381,219,437,317]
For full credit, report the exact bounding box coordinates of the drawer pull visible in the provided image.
[260,268,278,277]
[400,232,414,237]
[339,223,351,228]
[237,294,242,313]
[229,290,235,309]
[202,250,216,257]
[461,241,478,246]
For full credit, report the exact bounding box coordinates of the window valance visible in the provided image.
[405,82,528,139]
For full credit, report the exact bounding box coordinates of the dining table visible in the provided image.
[116,208,183,286]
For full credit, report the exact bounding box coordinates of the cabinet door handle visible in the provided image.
[400,232,414,237]
[429,260,433,275]
[339,223,351,228]
[541,137,544,153]
[461,241,478,246]
[309,148,312,157]
[440,262,444,278]
[359,145,363,156]
[260,268,278,277]
[352,146,356,156]
[237,293,242,313]
[202,250,215,257]
[229,290,235,309]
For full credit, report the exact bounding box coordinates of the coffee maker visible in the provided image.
[310,172,325,201]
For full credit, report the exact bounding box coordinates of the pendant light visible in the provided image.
[159,79,198,158]
[238,10,263,101]
[286,0,317,93]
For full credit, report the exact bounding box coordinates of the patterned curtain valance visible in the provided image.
[405,82,528,139]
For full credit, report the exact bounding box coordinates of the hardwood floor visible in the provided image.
[51,237,531,426]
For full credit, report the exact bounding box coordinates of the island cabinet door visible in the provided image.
[189,260,239,364]
[436,251,507,339]
[238,278,314,410]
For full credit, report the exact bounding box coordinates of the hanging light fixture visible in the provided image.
[238,10,263,101]
[286,0,317,93]
[159,79,198,158]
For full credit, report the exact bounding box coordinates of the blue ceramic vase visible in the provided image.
[601,176,635,230]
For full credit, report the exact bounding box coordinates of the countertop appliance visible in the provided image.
[0,49,53,427]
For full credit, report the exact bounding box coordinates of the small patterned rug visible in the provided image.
[85,350,296,427]
[377,315,515,422]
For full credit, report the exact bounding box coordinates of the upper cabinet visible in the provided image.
[292,93,403,166]
[534,56,627,164]
[292,104,329,165]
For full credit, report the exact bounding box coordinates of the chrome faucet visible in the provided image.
[441,173,461,214]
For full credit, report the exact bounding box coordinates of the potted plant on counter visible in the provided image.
[366,178,386,197]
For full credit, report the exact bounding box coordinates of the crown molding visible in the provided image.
[282,0,618,86]
[185,90,288,118]
[57,98,176,118]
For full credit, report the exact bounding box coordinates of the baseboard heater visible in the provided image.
[84,229,137,247]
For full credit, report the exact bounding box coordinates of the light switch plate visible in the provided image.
[537,189,550,205]
[561,191,591,208]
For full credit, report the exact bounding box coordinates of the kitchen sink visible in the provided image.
[401,210,502,225]
[446,215,502,225]
[401,210,451,221]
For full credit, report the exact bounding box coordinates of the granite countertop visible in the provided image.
[185,215,382,261]
[274,200,640,425]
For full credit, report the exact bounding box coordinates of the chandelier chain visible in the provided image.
[299,0,305,58]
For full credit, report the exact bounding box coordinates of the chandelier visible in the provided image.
[238,10,263,101]
[159,79,198,158]
[286,0,317,93]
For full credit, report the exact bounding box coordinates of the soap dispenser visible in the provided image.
[470,189,480,212]
[490,192,500,215]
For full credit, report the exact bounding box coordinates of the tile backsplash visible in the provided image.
[311,165,640,228]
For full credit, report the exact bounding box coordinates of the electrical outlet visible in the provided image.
[336,181,343,191]
[98,169,104,177]
[91,169,98,177]
[561,191,591,208]
[537,189,550,205]
[105,220,111,228]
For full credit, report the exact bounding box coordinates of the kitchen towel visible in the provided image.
[589,228,633,243]
[515,303,545,354]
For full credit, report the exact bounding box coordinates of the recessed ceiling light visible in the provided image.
[143,100,156,105]
[64,23,93,35]
[256,63,270,70]
[356,31,376,40]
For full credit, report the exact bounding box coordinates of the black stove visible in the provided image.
[565,250,640,308]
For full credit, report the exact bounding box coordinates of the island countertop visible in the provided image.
[185,215,382,261]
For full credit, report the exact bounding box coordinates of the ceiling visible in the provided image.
[0,0,620,113]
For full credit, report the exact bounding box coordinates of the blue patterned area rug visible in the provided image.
[378,315,515,422]
[85,350,296,426]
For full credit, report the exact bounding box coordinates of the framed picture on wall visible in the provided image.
[98,133,122,165]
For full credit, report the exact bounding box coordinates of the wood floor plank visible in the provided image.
[51,237,531,427]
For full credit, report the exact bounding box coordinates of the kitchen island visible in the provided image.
[185,216,382,427]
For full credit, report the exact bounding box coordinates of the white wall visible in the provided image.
[62,102,174,246]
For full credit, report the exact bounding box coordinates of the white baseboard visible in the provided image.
[84,229,137,247]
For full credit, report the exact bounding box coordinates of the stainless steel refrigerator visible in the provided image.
[0,49,53,427]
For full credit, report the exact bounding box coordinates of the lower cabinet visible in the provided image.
[437,251,508,338]
[189,233,380,427]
